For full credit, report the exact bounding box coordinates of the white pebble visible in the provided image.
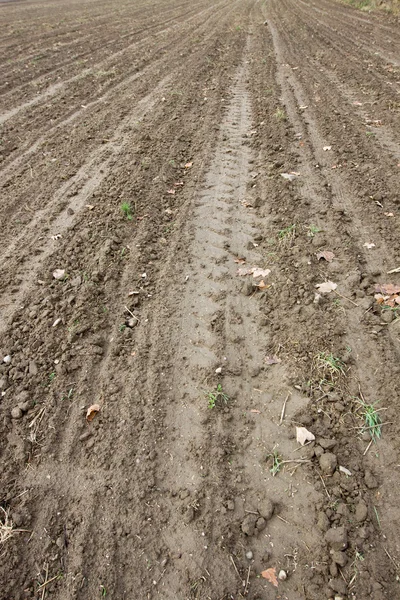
[278,570,287,580]
[215,367,222,374]
[3,355,11,364]
[245,551,253,560]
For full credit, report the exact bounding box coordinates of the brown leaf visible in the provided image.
[261,567,278,587]
[316,251,335,263]
[375,284,400,295]
[256,280,270,290]
[265,355,281,365]
[86,404,100,422]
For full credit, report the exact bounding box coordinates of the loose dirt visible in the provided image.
[1,0,399,599]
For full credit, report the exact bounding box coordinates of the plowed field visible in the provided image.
[1,0,400,598]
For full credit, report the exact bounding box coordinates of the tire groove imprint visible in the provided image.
[158,54,319,598]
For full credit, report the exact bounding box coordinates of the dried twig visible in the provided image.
[279,392,291,425]
[318,472,331,500]
[363,440,373,456]
[333,289,358,307]
[230,555,242,583]
[244,565,251,595]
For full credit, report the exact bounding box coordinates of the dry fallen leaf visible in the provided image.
[237,267,271,278]
[53,269,66,280]
[256,280,270,290]
[296,426,315,446]
[363,242,375,249]
[316,251,335,263]
[384,212,394,217]
[234,258,246,264]
[315,281,337,294]
[261,567,278,587]
[252,268,271,279]
[86,404,100,422]
[281,172,299,181]
[375,284,400,295]
[265,355,281,365]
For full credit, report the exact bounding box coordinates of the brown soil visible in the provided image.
[1,0,399,599]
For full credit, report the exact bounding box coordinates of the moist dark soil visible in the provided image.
[1,0,399,599]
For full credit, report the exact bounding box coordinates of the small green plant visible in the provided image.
[205,384,230,409]
[100,585,107,597]
[307,224,321,237]
[278,224,296,242]
[49,372,56,383]
[366,131,375,137]
[275,107,287,121]
[121,202,133,221]
[317,352,346,377]
[119,324,127,332]
[356,398,383,440]
[267,450,283,476]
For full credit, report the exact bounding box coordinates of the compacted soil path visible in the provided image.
[1,0,399,599]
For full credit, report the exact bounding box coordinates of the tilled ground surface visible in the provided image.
[1,0,400,598]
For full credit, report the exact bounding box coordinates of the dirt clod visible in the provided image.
[325,527,348,551]
[319,453,338,475]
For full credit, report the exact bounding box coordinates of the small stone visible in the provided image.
[11,407,23,419]
[263,499,274,521]
[364,471,378,489]
[320,452,337,475]
[319,438,337,450]
[381,310,393,323]
[256,517,267,532]
[127,318,138,328]
[242,280,254,296]
[278,570,287,581]
[317,512,330,532]
[331,551,347,567]
[245,550,253,560]
[29,361,38,375]
[185,507,195,523]
[355,500,368,523]
[325,526,348,551]
[19,401,30,413]
[329,577,347,596]
[215,367,222,374]
[226,500,235,511]
[3,355,11,365]
[241,514,257,536]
